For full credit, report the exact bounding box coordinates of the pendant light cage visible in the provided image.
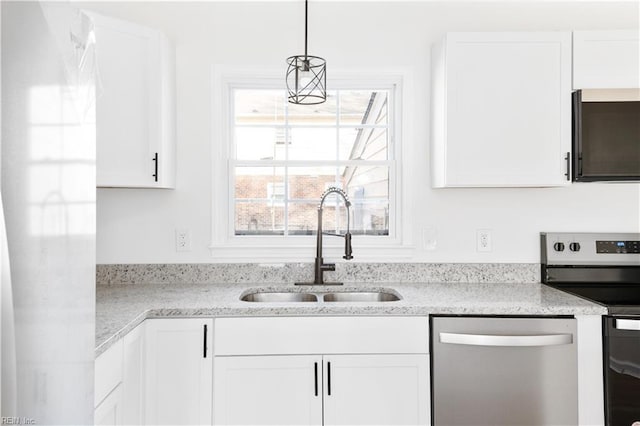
[286,0,327,105]
[286,55,326,105]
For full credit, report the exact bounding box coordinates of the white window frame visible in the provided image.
[210,67,414,262]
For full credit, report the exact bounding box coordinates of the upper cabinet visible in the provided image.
[431,32,572,187]
[573,30,640,89]
[90,12,176,188]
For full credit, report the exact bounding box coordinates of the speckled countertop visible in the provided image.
[96,281,606,356]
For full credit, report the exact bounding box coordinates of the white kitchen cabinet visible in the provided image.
[213,317,430,426]
[573,30,640,89]
[431,32,572,187]
[122,322,145,425]
[90,12,176,188]
[95,384,124,426]
[214,355,323,425]
[323,354,429,426]
[214,354,429,426]
[95,340,123,425]
[144,318,213,425]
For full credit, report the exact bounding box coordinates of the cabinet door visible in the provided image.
[214,355,323,426]
[144,319,213,425]
[323,354,430,426]
[573,30,640,89]
[122,322,145,425]
[91,12,175,188]
[432,32,572,187]
[95,384,124,426]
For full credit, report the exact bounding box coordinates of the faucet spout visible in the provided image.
[296,187,354,285]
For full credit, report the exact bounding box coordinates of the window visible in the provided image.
[231,85,396,238]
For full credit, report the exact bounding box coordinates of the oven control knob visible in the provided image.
[553,242,565,252]
[569,242,581,252]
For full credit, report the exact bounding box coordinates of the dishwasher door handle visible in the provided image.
[615,319,640,331]
[439,332,573,347]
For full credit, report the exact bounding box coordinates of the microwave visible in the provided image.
[572,89,640,182]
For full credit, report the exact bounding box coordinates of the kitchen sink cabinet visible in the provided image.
[214,355,323,425]
[144,318,213,425]
[431,32,572,187]
[323,354,429,426]
[89,12,176,188]
[213,354,429,426]
[573,30,640,89]
[213,317,430,426]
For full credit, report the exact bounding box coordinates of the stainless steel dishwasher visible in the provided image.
[431,316,578,426]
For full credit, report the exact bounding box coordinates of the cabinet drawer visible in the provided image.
[214,316,429,355]
[95,339,123,407]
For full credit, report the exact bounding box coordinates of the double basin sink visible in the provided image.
[241,289,401,303]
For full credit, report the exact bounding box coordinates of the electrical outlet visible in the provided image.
[176,229,191,252]
[423,227,437,251]
[477,229,492,252]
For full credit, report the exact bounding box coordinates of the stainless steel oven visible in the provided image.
[541,232,640,426]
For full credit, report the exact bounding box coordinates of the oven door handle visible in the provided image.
[615,319,640,331]
[439,332,573,347]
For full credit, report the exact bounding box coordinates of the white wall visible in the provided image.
[82,1,640,264]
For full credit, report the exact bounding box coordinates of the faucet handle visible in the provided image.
[343,232,353,260]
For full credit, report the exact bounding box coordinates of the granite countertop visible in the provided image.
[96,281,607,356]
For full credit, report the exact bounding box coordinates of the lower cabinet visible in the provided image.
[94,318,213,425]
[213,316,431,426]
[96,316,430,426]
[323,354,430,426]
[95,384,124,426]
[214,355,323,425]
[144,318,213,425]
[213,354,429,426]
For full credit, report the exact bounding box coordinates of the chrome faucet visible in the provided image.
[296,187,353,285]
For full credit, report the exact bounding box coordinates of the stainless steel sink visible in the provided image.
[240,292,318,302]
[323,291,400,302]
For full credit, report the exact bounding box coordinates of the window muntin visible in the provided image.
[231,87,393,237]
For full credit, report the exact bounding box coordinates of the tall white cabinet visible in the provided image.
[90,12,176,188]
[431,32,572,187]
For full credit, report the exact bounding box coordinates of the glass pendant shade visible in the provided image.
[286,55,326,105]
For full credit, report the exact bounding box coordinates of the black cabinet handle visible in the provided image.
[327,361,331,396]
[314,362,318,396]
[152,152,158,182]
[203,324,208,358]
[564,152,570,181]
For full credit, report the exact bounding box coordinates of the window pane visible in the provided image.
[234,167,284,200]
[340,90,388,125]
[288,202,350,235]
[234,90,285,125]
[236,127,286,160]
[235,201,285,235]
[289,166,340,200]
[350,200,389,235]
[288,91,337,125]
[287,202,317,235]
[289,128,337,161]
[339,128,388,161]
[344,165,389,198]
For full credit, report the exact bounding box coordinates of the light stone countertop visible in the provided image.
[95,281,607,357]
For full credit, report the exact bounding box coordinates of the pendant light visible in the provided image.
[286,0,326,105]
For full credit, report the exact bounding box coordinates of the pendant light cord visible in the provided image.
[304,0,308,59]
